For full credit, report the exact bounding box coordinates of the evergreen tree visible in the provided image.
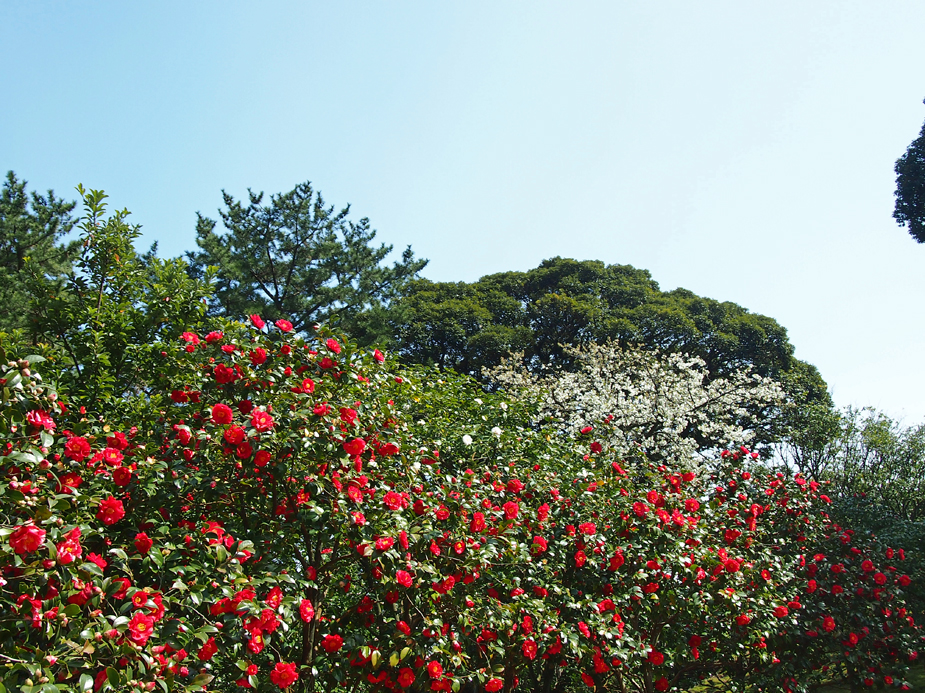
[187,181,427,341]
[0,171,78,333]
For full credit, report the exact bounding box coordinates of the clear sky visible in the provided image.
[2,1,924,422]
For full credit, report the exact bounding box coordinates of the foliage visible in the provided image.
[187,181,428,342]
[387,257,802,381]
[0,171,78,334]
[779,407,925,524]
[0,319,919,693]
[894,106,925,244]
[28,187,215,416]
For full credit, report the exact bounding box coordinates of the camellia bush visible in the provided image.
[0,321,920,693]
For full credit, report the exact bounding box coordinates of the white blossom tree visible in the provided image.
[490,342,785,467]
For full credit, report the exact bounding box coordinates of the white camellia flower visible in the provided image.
[462,434,473,446]
[491,426,502,437]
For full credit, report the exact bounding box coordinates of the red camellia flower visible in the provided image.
[64,436,92,462]
[198,636,218,661]
[212,403,233,424]
[128,611,156,645]
[275,319,293,332]
[633,502,649,517]
[574,550,587,567]
[397,668,415,688]
[532,536,548,554]
[503,501,519,519]
[609,551,625,571]
[648,650,665,666]
[214,363,238,384]
[522,639,538,660]
[383,491,403,510]
[343,438,366,457]
[326,338,342,354]
[250,314,265,329]
[725,559,741,573]
[270,662,299,688]
[9,524,46,554]
[321,634,343,653]
[224,426,246,445]
[134,532,154,555]
[874,572,888,585]
[101,447,123,466]
[426,661,443,679]
[250,347,268,365]
[96,496,125,525]
[26,409,55,431]
[823,616,836,632]
[299,599,315,622]
[735,614,751,626]
[374,349,385,362]
[655,678,670,692]
[254,450,271,467]
[484,680,503,693]
[578,522,597,535]
[251,410,275,432]
[774,606,789,618]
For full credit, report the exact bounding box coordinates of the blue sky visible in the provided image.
[3,1,924,422]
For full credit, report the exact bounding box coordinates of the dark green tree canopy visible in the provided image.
[187,181,427,338]
[0,171,78,333]
[389,256,797,379]
[894,107,925,243]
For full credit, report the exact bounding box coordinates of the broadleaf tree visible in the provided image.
[187,181,428,341]
[30,186,215,415]
[894,104,925,243]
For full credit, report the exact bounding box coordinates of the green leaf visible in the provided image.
[106,667,119,687]
[78,561,103,577]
